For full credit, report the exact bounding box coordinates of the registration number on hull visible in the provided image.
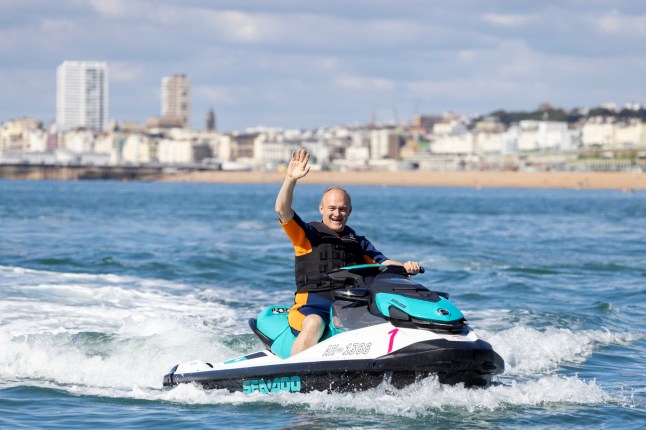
[322,342,372,357]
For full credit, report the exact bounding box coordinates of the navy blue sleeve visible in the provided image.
[356,234,388,263]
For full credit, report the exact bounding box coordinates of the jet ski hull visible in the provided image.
[163,337,504,392]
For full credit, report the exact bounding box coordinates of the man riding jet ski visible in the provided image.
[163,264,504,392]
[275,149,423,357]
[163,149,503,392]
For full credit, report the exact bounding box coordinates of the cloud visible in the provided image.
[1,0,645,130]
[40,18,76,33]
[596,10,646,37]
[333,75,396,92]
[483,13,533,28]
[109,62,144,82]
[206,10,269,44]
[88,0,131,18]
[404,36,646,114]
[0,67,54,120]
[194,84,248,105]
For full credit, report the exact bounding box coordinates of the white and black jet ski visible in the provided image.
[163,264,504,393]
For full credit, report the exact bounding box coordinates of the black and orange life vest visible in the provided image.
[294,221,364,292]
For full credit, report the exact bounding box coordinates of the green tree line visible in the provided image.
[485,106,646,126]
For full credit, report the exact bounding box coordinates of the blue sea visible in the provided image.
[0,180,644,429]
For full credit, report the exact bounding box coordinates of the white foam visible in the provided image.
[0,265,261,390]
[0,317,628,412]
[0,318,243,390]
[280,375,610,416]
[0,264,637,413]
[0,265,252,336]
[480,325,642,376]
[88,374,610,417]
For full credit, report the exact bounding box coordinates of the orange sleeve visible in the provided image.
[281,218,313,257]
[363,255,378,264]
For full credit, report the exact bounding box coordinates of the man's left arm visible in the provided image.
[360,236,422,275]
[381,259,422,275]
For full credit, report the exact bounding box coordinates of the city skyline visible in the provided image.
[1,1,645,131]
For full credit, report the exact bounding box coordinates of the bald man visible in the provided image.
[275,149,421,356]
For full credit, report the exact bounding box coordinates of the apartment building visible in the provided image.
[56,61,109,131]
[161,74,190,128]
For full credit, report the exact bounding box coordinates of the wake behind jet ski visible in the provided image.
[163,264,504,393]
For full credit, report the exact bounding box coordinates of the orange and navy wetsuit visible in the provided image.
[280,211,388,334]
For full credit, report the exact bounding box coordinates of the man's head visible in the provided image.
[319,186,352,232]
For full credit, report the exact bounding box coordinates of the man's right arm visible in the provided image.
[276,176,297,223]
[275,149,311,223]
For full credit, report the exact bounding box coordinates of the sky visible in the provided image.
[1,0,645,132]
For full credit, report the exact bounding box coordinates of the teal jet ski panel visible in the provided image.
[255,306,291,339]
[254,305,334,359]
[252,306,295,359]
[375,293,464,323]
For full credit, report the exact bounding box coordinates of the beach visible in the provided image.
[158,170,646,190]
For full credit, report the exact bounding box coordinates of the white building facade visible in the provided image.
[56,61,109,131]
[370,129,401,159]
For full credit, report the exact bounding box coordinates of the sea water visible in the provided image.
[0,180,643,429]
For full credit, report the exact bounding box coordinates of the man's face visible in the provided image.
[319,189,352,232]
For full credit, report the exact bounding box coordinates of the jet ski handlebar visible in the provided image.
[326,264,426,302]
[327,263,424,278]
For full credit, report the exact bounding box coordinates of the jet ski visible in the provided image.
[163,264,504,393]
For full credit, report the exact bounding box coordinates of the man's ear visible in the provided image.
[319,204,324,215]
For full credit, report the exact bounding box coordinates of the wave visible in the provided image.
[480,326,642,376]
[0,264,641,413]
[154,374,612,416]
[3,373,613,417]
[0,318,637,412]
[0,264,290,334]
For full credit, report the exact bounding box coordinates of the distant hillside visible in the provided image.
[484,106,646,126]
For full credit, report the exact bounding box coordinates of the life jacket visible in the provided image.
[295,221,365,293]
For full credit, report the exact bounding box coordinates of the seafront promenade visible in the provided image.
[1,164,644,190]
[159,170,646,190]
